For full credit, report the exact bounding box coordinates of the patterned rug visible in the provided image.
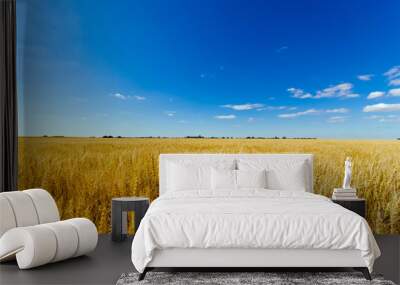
[116,271,396,285]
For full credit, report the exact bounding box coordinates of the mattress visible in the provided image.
[131,190,380,273]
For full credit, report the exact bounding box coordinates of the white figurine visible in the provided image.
[342,157,352,189]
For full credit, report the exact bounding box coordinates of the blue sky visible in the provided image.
[17,0,400,138]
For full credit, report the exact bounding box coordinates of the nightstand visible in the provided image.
[111,197,149,241]
[332,198,366,218]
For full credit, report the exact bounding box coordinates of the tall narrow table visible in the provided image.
[111,197,149,242]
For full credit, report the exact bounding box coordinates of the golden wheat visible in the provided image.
[18,137,400,234]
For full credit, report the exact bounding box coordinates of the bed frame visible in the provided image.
[139,154,371,280]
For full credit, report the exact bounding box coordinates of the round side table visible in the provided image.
[111,197,149,242]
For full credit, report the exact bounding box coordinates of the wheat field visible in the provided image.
[18,137,400,234]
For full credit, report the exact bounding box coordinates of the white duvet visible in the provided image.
[131,190,380,273]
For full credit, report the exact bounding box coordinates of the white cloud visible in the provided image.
[276,46,288,53]
[363,103,400,112]
[222,103,264,111]
[388,88,400,97]
[380,116,400,122]
[112,93,128,100]
[288,83,359,99]
[384,66,400,87]
[314,83,359,99]
[164,111,176,117]
[366,114,400,123]
[366,115,381,120]
[269,106,289,110]
[278,108,350,118]
[111,93,146,101]
[247,117,255,122]
[357,74,373,81]
[383,66,400,80]
[278,109,320,118]
[389,79,400,86]
[214,114,236,120]
[327,116,347,123]
[367,91,385,100]
[326,108,349,113]
[200,72,216,79]
[256,105,295,111]
[287,88,313,99]
[223,104,296,112]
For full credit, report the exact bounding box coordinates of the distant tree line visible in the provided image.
[185,136,317,140]
[40,135,319,139]
[39,135,398,140]
[42,135,64,138]
[102,135,123,138]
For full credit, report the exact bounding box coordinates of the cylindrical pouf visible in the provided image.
[0,218,97,269]
[65,218,98,257]
[23,189,60,224]
[0,196,17,237]
[0,189,60,239]
[0,226,57,269]
[42,221,79,262]
[0,191,39,227]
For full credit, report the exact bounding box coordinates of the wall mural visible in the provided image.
[17,0,400,234]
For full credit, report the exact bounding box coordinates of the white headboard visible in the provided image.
[159,153,314,195]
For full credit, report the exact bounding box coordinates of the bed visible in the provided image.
[131,154,380,280]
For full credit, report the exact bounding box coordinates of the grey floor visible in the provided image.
[0,235,399,285]
[0,235,134,285]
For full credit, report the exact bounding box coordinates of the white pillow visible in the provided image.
[167,162,210,191]
[166,159,236,192]
[236,169,267,189]
[211,168,236,190]
[237,159,307,191]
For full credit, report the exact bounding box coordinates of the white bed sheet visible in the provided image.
[131,190,380,273]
